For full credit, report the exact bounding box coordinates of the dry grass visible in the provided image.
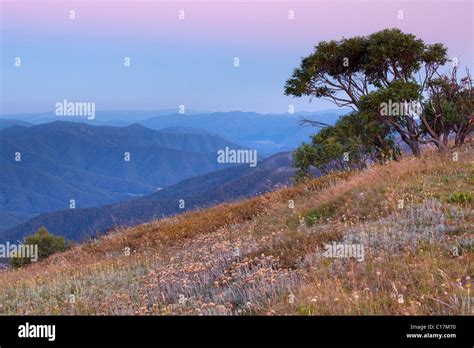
[0,143,472,315]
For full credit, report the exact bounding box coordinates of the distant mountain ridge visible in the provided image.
[0,119,33,130]
[0,121,244,230]
[1,109,346,155]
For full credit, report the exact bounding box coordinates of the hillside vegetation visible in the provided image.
[0,143,472,315]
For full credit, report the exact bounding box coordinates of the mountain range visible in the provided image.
[0,152,294,243]
[0,110,343,241]
[1,109,345,155]
[0,121,244,230]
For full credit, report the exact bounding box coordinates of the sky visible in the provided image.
[1,0,473,115]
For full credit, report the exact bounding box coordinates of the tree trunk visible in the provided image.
[409,139,421,157]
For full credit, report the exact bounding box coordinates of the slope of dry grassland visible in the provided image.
[0,143,472,315]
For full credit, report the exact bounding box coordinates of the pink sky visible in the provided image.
[3,0,473,59]
[1,0,473,113]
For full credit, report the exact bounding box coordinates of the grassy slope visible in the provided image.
[0,143,472,315]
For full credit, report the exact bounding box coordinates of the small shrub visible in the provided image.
[10,227,67,268]
[304,211,324,226]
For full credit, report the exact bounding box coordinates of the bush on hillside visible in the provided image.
[10,227,67,268]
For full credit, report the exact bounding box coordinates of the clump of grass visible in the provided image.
[303,202,340,226]
[447,191,473,204]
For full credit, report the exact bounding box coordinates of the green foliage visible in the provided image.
[446,191,473,204]
[303,205,338,226]
[293,112,400,179]
[285,36,368,100]
[363,30,447,87]
[285,28,447,108]
[361,80,422,112]
[304,211,324,226]
[10,227,67,268]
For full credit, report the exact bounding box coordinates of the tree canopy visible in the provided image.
[286,28,472,175]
